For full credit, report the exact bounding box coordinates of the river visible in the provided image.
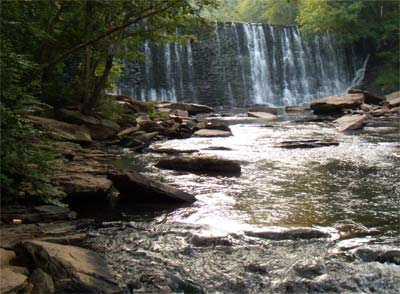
[84,110,400,293]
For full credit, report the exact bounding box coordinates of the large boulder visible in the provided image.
[310,94,364,114]
[108,170,196,203]
[248,112,278,120]
[16,240,119,293]
[333,114,367,132]
[0,266,28,293]
[156,102,214,115]
[348,89,386,105]
[155,156,241,176]
[27,116,91,144]
[58,173,112,198]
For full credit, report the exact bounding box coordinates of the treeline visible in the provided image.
[204,0,399,88]
[0,0,216,203]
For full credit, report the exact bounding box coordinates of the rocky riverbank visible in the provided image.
[1,90,399,293]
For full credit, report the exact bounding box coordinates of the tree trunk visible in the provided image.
[82,1,93,107]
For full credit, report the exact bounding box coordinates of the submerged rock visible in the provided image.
[310,94,364,114]
[108,170,196,203]
[247,112,278,120]
[193,129,232,137]
[245,228,329,240]
[333,114,367,131]
[352,246,400,265]
[16,240,119,293]
[155,157,241,176]
[275,139,339,149]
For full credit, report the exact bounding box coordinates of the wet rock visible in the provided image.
[193,129,232,137]
[155,156,241,175]
[119,137,147,151]
[129,270,171,293]
[0,219,93,248]
[352,246,400,265]
[1,205,77,224]
[248,112,278,120]
[244,263,269,274]
[0,266,28,293]
[310,93,364,114]
[333,114,367,131]
[108,170,196,203]
[194,121,232,133]
[191,235,233,247]
[147,148,199,155]
[27,115,92,144]
[16,240,119,293]
[275,139,339,149]
[248,105,278,115]
[0,248,16,265]
[297,114,340,122]
[245,228,329,240]
[156,102,214,115]
[166,273,204,294]
[29,268,55,294]
[202,146,233,151]
[348,89,385,105]
[134,131,160,143]
[285,106,307,112]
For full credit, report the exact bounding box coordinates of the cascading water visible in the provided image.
[116,23,364,106]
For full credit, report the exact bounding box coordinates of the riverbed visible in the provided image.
[84,111,400,293]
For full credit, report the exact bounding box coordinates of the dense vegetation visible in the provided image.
[0,0,216,204]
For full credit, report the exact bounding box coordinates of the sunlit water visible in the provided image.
[86,112,400,293]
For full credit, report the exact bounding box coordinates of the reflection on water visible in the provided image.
[129,114,400,241]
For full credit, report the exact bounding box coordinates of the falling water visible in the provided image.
[116,23,363,106]
[349,54,370,90]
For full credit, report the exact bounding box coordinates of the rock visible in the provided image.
[275,139,339,149]
[0,219,93,248]
[27,115,92,144]
[147,148,199,155]
[360,103,374,112]
[0,248,16,265]
[385,90,400,101]
[369,108,389,117]
[333,114,367,131]
[204,122,232,133]
[352,246,400,265]
[108,170,196,203]
[108,94,149,112]
[155,157,241,175]
[1,205,77,224]
[388,97,400,108]
[193,129,232,137]
[118,137,148,151]
[248,105,278,115]
[156,102,214,115]
[245,228,329,240]
[248,112,278,120]
[191,235,232,247]
[286,106,307,112]
[348,89,385,105]
[99,119,120,132]
[134,131,159,143]
[84,124,117,140]
[310,94,364,114]
[0,266,28,293]
[58,173,112,198]
[138,120,163,132]
[29,268,55,294]
[57,109,100,125]
[16,240,119,293]
[202,146,233,151]
[117,126,139,137]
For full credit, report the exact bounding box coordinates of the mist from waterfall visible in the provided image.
[116,23,363,107]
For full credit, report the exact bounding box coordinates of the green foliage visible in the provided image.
[374,71,399,87]
[96,94,124,121]
[145,101,169,120]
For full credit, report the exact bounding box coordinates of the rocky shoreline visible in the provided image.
[1,90,399,293]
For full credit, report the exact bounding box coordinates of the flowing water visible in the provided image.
[85,112,400,293]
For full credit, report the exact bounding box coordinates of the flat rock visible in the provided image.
[248,105,278,115]
[117,126,139,137]
[334,114,367,131]
[245,228,329,240]
[108,170,196,203]
[275,139,339,149]
[16,240,119,293]
[248,112,278,120]
[0,205,76,224]
[156,102,214,115]
[0,266,28,293]
[310,94,364,114]
[388,97,400,108]
[58,173,112,196]
[286,106,307,112]
[193,129,232,137]
[147,148,199,155]
[0,248,16,265]
[348,89,385,105]
[57,109,100,125]
[27,116,92,144]
[155,156,241,175]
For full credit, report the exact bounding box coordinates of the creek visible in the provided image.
[82,111,400,293]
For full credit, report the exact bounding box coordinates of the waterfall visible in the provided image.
[348,54,370,90]
[116,23,362,107]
